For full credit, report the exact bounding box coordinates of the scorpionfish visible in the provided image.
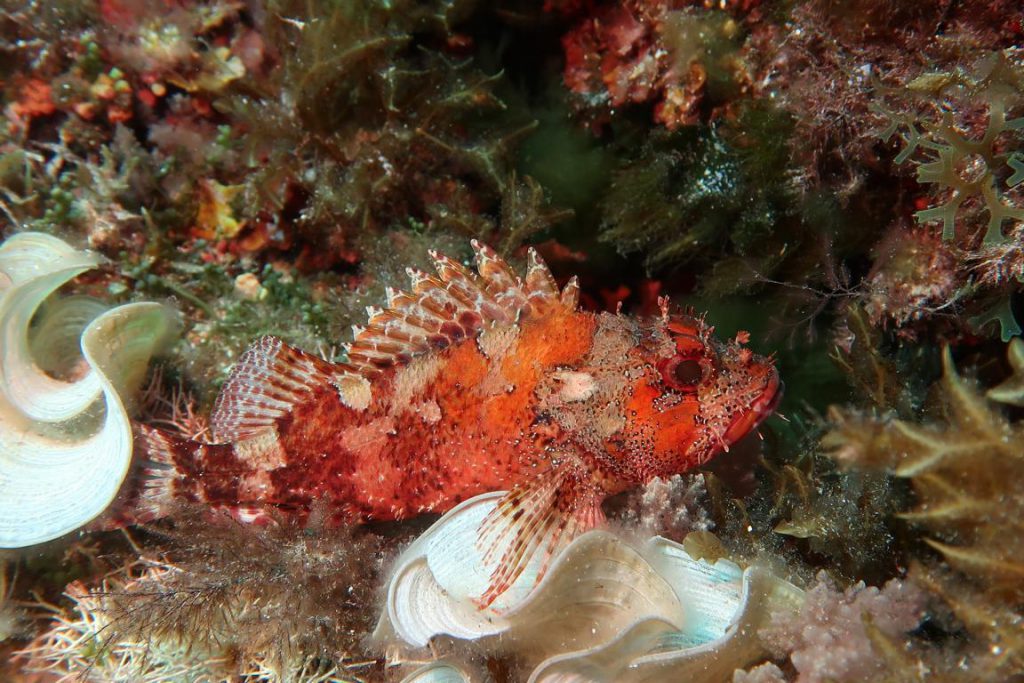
[140,241,780,605]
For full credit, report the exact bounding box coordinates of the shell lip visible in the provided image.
[722,373,783,446]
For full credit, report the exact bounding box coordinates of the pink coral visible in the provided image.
[616,473,712,540]
[759,572,925,683]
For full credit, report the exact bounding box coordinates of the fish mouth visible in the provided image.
[721,373,784,446]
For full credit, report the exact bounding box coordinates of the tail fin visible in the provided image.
[84,424,199,530]
[134,423,257,520]
[135,423,189,519]
[89,424,279,529]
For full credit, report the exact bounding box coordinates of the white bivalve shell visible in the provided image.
[0,232,175,547]
[376,491,804,682]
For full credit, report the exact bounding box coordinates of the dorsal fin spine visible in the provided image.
[406,267,430,289]
[561,276,580,309]
[343,242,576,372]
[397,309,442,334]
[381,326,416,344]
[525,247,558,298]
[472,240,520,294]
[416,291,457,320]
[428,250,472,283]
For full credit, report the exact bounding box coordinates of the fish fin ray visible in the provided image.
[475,462,604,609]
[560,276,580,310]
[347,242,576,372]
[85,424,182,530]
[525,247,559,305]
[210,336,349,441]
[133,424,193,520]
[136,424,275,516]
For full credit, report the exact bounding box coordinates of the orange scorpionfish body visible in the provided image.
[140,241,781,604]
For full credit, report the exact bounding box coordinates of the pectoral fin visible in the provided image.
[475,460,605,609]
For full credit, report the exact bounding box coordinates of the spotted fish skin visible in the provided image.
[139,241,780,604]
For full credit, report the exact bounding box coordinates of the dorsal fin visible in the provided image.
[345,241,577,374]
[210,244,574,439]
[209,336,359,441]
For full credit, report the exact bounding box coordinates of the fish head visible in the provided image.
[605,313,782,478]
[534,311,780,486]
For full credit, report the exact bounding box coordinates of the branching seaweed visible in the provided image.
[876,52,1024,245]
[824,340,1024,678]
[221,0,560,257]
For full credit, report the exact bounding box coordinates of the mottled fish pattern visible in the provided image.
[139,241,781,605]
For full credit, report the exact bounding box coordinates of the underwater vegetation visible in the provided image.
[219,0,562,261]
[0,0,1023,682]
[824,341,1024,679]
[20,511,387,682]
[598,105,796,272]
[876,52,1024,245]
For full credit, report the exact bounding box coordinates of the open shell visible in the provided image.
[377,490,804,681]
[0,232,175,547]
[375,492,686,652]
[529,563,804,683]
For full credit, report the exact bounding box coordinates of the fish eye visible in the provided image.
[658,355,704,392]
[673,358,703,385]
